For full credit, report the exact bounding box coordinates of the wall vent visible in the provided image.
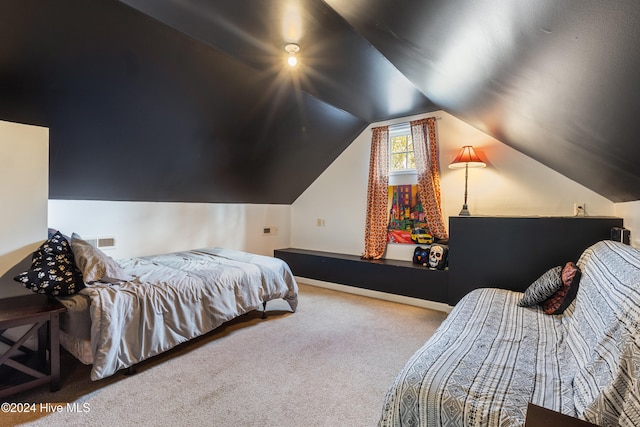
[263,226,278,236]
[85,236,116,250]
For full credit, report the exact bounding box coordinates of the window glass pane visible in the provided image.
[407,152,416,169]
[391,137,407,153]
[391,153,406,170]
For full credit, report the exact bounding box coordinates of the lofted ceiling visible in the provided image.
[1,0,639,203]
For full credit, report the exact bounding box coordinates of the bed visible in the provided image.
[378,240,640,426]
[15,231,298,381]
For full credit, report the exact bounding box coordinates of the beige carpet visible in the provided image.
[2,283,448,427]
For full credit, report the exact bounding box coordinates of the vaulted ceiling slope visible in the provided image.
[0,0,434,204]
[1,1,639,203]
[326,0,640,203]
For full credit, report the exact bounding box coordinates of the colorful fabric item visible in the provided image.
[428,244,448,270]
[411,118,448,240]
[412,246,430,266]
[362,126,389,259]
[542,262,581,315]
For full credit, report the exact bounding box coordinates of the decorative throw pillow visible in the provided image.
[48,228,71,243]
[413,246,430,266]
[14,231,85,296]
[542,262,581,315]
[428,244,448,270]
[70,233,132,284]
[518,266,563,307]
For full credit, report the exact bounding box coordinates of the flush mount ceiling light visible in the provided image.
[285,43,300,67]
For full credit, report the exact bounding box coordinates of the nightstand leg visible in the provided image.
[38,322,47,365]
[49,313,61,391]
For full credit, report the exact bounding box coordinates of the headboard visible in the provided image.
[447,216,624,305]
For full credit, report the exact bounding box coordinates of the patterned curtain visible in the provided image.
[362,126,389,259]
[411,118,448,240]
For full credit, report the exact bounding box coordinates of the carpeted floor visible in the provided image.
[2,283,448,427]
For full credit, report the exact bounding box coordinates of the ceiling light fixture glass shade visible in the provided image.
[285,43,300,67]
[449,145,486,216]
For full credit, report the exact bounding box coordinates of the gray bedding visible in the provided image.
[379,288,570,426]
[59,248,298,380]
[379,240,640,426]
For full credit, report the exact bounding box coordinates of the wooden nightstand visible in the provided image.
[0,294,66,398]
[525,403,599,427]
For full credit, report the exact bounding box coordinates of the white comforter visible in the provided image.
[79,248,298,380]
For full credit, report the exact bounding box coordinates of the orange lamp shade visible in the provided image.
[449,146,486,169]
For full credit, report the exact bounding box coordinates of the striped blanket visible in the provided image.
[379,240,640,426]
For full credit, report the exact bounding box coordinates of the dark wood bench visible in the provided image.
[277,216,623,306]
[274,248,449,303]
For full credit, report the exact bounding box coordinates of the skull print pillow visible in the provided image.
[428,244,448,270]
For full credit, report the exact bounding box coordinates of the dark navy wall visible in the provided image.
[2,0,640,203]
[0,0,432,204]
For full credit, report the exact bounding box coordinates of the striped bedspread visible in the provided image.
[379,288,572,426]
[564,241,640,426]
[379,240,640,427]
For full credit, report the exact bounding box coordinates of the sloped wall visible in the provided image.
[291,111,616,261]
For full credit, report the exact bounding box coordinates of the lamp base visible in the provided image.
[459,205,471,216]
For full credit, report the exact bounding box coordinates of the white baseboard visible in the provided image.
[295,276,453,313]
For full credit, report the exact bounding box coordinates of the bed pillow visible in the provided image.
[542,262,581,315]
[14,231,85,296]
[518,266,563,307]
[70,233,132,284]
[48,228,71,244]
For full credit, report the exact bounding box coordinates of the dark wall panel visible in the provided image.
[326,0,640,202]
[4,0,639,203]
[448,216,624,304]
[0,0,432,204]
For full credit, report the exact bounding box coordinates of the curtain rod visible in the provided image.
[388,116,441,129]
[387,116,441,131]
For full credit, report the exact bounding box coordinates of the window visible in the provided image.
[389,123,415,173]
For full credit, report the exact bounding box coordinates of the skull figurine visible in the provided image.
[428,244,448,270]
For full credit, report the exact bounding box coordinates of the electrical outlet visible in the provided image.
[316,218,325,227]
[574,203,586,216]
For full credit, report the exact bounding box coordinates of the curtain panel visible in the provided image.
[411,118,448,240]
[362,126,389,259]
